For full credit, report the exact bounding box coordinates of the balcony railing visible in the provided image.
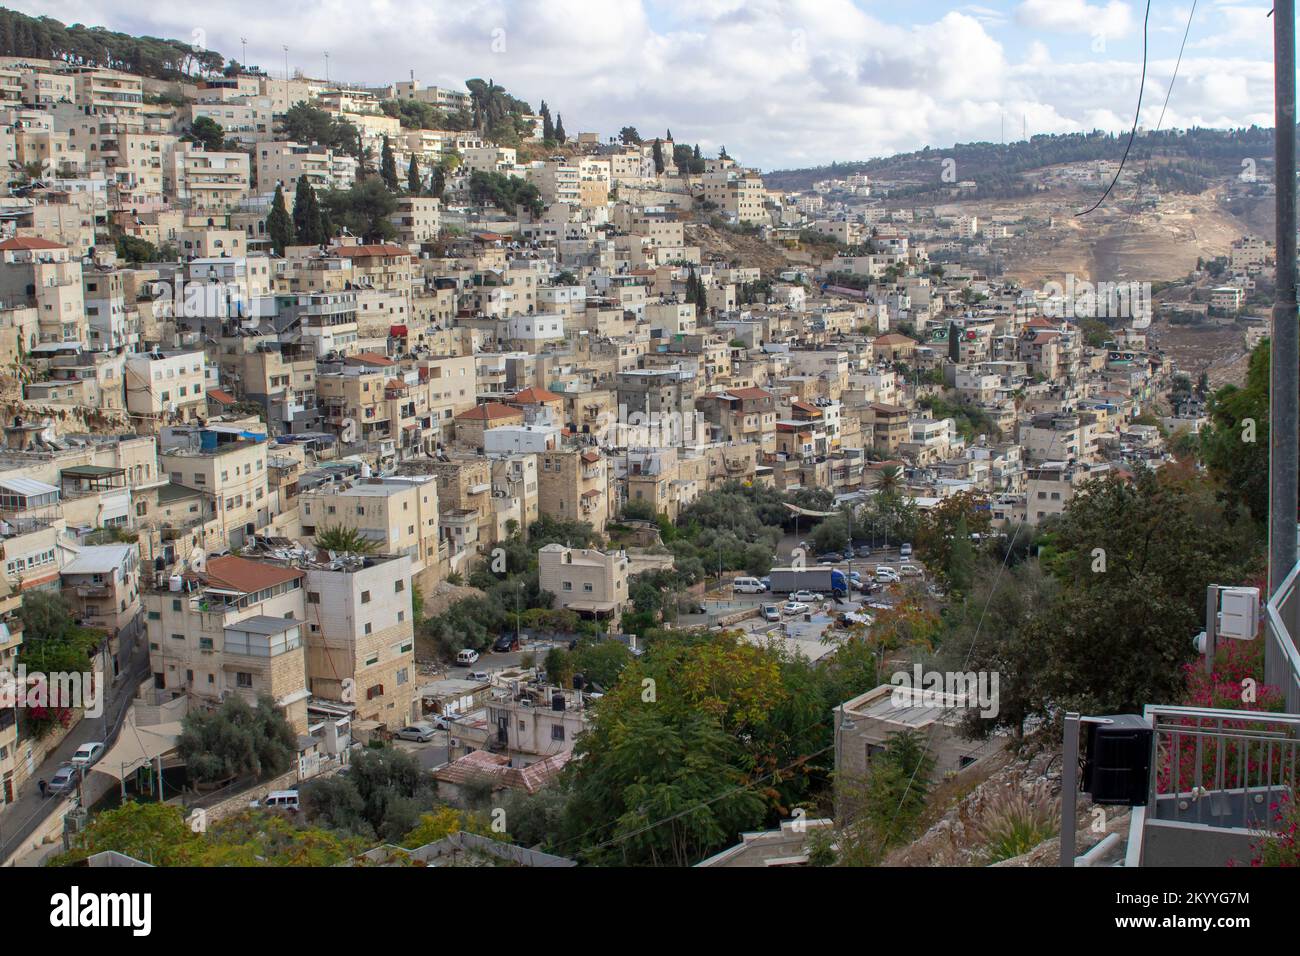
[1264,558,1300,714]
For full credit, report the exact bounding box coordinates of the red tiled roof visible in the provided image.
[456,402,522,421]
[345,352,395,367]
[433,749,571,795]
[726,386,773,400]
[206,388,236,405]
[0,237,64,251]
[202,556,303,594]
[580,450,600,464]
[510,386,562,404]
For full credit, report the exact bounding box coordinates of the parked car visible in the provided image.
[759,577,771,591]
[70,742,104,768]
[900,542,913,558]
[875,567,901,584]
[790,590,822,602]
[815,553,842,565]
[455,648,480,666]
[732,576,766,594]
[468,670,491,682]
[47,764,77,796]
[394,723,437,743]
[899,564,924,578]
[761,603,782,622]
[855,545,872,558]
[492,634,520,653]
[840,550,855,562]
[429,714,456,730]
[782,601,810,616]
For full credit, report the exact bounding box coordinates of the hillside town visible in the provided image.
[0,9,1294,889]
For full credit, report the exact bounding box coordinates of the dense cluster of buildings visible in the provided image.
[0,56,1215,810]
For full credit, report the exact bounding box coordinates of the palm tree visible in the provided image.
[313,525,379,555]
[868,464,903,496]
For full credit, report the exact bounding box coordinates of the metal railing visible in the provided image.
[1264,557,1300,714]
[1146,705,1300,831]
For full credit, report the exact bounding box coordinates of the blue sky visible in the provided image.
[22,1,1283,169]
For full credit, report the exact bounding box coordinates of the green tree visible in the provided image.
[188,115,225,152]
[266,184,294,255]
[178,695,297,784]
[380,136,399,191]
[114,234,158,264]
[652,138,665,174]
[406,154,422,195]
[313,525,379,555]
[292,176,325,247]
[1200,339,1270,526]
[319,178,398,244]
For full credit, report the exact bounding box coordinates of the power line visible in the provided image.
[1076,0,1153,217]
[1154,0,1199,133]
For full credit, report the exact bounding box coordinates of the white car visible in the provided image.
[790,590,822,602]
[875,567,901,584]
[70,742,104,768]
[761,604,782,622]
[782,601,810,616]
[455,648,480,666]
[899,564,924,578]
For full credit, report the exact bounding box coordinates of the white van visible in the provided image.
[732,577,766,594]
[262,790,300,812]
[899,564,924,578]
[899,543,913,558]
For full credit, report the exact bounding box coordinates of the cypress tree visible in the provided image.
[380,136,399,191]
[407,154,422,195]
[266,184,293,255]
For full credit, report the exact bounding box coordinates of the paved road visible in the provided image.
[0,635,149,864]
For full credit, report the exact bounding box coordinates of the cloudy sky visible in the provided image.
[21,0,1282,170]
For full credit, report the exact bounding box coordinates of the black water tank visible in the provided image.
[1084,715,1153,806]
[551,693,565,712]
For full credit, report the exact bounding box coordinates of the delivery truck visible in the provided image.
[767,567,849,596]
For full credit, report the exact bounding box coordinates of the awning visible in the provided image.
[92,717,184,780]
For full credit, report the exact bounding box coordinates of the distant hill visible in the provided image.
[763,128,1283,201]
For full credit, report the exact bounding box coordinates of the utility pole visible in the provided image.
[1269,1,1298,611]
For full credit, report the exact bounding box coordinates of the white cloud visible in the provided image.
[1017,0,1134,39]
[12,0,1277,169]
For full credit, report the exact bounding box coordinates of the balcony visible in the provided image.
[1074,561,1300,867]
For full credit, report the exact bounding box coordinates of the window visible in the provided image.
[171,633,185,641]
[394,580,405,593]
[395,668,408,685]
[551,725,566,742]
[364,622,372,635]
[199,637,213,650]
[307,592,320,604]
[361,590,371,604]
[366,684,384,701]
[236,672,253,688]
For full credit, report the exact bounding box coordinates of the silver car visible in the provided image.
[393,723,437,743]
